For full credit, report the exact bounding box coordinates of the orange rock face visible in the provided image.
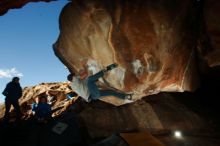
[53,0,200,103]
[1,0,220,105]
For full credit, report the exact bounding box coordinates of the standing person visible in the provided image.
[67,63,133,102]
[2,77,22,124]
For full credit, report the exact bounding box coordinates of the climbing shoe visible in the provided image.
[125,93,134,100]
[106,63,118,71]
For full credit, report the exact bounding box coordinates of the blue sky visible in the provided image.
[0,1,70,103]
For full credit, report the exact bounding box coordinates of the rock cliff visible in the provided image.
[54,0,198,101]
[1,0,220,105]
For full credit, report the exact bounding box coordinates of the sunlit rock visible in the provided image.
[53,0,200,104]
[0,82,72,119]
[1,0,220,106]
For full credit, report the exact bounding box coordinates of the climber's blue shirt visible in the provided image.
[32,103,51,118]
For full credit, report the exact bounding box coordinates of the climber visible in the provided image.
[67,63,133,102]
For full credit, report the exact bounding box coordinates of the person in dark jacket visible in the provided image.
[31,94,52,123]
[2,77,22,124]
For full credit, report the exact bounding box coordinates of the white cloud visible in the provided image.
[0,68,23,78]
